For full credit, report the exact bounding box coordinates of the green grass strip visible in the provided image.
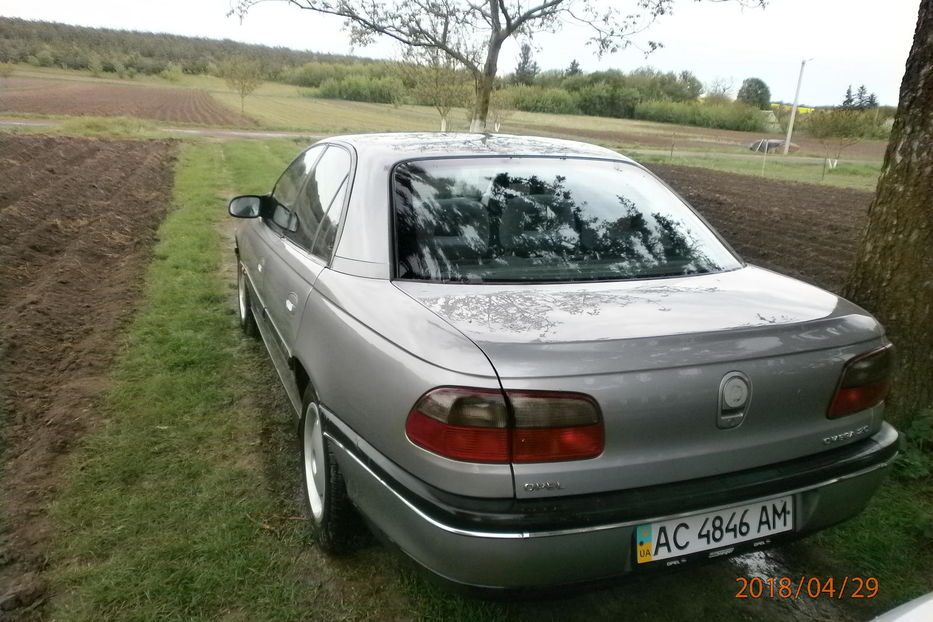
[811,478,933,606]
[48,140,319,621]
[47,138,505,622]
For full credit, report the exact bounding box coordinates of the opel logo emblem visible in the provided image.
[718,372,751,429]
[722,376,750,409]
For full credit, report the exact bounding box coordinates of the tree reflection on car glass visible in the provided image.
[394,158,741,283]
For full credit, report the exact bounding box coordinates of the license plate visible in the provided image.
[635,496,793,564]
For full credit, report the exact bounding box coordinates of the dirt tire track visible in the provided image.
[0,134,177,620]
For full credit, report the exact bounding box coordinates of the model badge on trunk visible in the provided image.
[523,481,563,492]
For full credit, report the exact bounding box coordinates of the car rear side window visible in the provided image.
[307,147,351,259]
[310,175,349,259]
[393,157,741,283]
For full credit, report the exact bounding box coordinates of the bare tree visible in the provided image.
[845,0,933,426]
[232,1,765,131]
[806,108,884,179]
[704,76,733,103]
[220,57,264,113]
[398,48,471,131]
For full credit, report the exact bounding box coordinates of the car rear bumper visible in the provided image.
[327,418,898,589]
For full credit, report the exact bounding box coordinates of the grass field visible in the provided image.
[37,136,926,622]
[214,90,445,133]
[1,65,888,192]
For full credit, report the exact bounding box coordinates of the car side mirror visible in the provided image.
[228,195,264,218]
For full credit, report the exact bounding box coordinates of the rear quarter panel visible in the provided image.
[294,268,513,498]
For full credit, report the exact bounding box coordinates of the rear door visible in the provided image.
[262,144,353,351]
[252,146,324,351]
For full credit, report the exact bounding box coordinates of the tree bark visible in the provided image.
[470,36,503,132]
[844,0,933,426]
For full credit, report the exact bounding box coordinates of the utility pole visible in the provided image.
[783,58,812,155]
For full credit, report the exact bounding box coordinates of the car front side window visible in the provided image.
[268,146,325,235]
[291,146,351,259]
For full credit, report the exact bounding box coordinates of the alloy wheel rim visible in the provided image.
[303,403,325,522]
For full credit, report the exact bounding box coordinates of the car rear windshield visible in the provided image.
[392,157,742,283]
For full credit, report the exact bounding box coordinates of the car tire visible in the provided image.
[237,261,260,339]
[299,387,364,554]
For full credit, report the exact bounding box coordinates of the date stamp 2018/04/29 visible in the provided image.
[736,576,879,599]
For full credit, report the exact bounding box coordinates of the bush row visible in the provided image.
[633,101,766,132]
[303,75,766,132]
[315,75,405,104]
[284,61,398,88]
[500,85,766,132]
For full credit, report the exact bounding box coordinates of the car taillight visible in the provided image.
[509,392,603,462]
[405,387,603,463]
[405,388,510,462]
[827,345,894,418]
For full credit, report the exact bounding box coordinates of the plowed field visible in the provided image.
[0,77,254,126]
[649,163,873,292]
[0,134,176,616]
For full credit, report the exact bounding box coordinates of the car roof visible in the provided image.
[322,132,631,164]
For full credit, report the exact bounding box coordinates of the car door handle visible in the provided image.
[285,299,295,312]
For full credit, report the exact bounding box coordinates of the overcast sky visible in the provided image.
[1,0,919,106]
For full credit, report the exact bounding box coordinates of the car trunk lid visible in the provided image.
[395,266,886,498]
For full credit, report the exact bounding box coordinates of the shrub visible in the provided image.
[575,83,641,118]
[316,75,404,104]
[35,48,54,67]
[286,62,350,87]
[160,62,183,82]
[285,61,397,88]
[504,85,580,114]
[633,101,765,131]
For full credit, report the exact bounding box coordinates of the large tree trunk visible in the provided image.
[844,0,933,426]
[469,37,503,132]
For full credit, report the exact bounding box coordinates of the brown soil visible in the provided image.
[0,77,254,126]
[0,134,176,619]
[648,163,874,293]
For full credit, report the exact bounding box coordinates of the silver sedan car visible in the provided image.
[228,133,897,590]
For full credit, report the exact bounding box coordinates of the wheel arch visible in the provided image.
[293,358,311,402]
